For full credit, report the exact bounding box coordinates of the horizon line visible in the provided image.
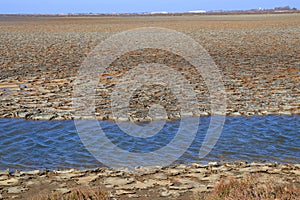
[0,6,298,15]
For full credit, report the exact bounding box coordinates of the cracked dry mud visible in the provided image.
[0,13,299,121]
[0,162,299,199]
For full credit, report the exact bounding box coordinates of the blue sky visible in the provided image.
[1,0,299,14]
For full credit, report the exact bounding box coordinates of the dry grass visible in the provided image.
[202,174,300,200]
[30,186,109,200]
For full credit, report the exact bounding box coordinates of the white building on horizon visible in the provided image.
[188,10,206,13]
[150,11,169,14]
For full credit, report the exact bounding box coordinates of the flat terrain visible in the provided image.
[0,162,299,199]
[0,13,299,121]
[0,13,299,199]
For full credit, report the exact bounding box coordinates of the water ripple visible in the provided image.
[0,115,299,170]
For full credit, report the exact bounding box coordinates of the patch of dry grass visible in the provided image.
[30,186,109,200]
[203,174,300,200]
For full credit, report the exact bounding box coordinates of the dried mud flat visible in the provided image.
[0,162,299,200]
[0,13,299,121]
[0,14,300,199]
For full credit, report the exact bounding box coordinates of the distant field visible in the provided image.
[0,13,300,32]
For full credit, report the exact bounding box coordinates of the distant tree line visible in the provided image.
[274,6,297,11]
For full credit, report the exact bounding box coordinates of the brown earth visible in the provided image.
[0,13,299,121]
[0,162,299,200]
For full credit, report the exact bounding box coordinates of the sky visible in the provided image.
[1,0,299,14]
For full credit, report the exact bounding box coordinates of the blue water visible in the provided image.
[0,115,299,170]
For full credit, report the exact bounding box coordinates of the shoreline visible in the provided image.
[0,113,299,122]
[0,162,299,199]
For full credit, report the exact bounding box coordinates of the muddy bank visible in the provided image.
[0,14,299,121]
[0,162,299,199]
